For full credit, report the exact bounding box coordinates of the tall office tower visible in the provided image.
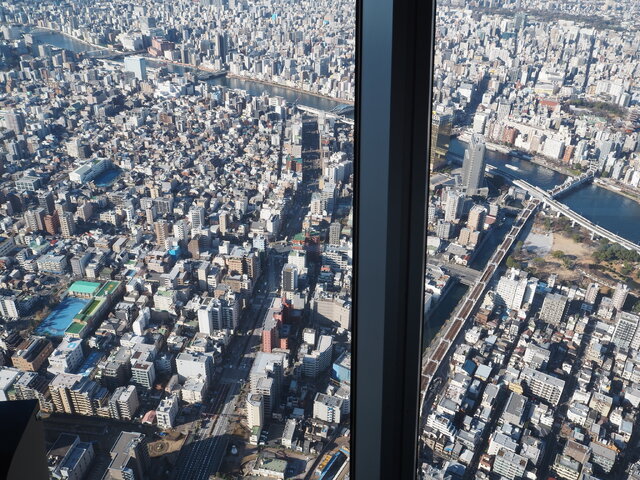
[514,11,527,30]
[281,264,299,292]
[612,311,640,351]
[429,112,451,171]
[154,220,170,247]
[38,191,55,215]
[612,283,629,311]
[585,283,600,305]
[124,56,147,81]
[214,33,227,62]
[219,212,229,235]
[540,293,568,326]
[60,212,76,238]
[329,221,341,245]
[462,134,486,196]
[4,109,25,134]
[189,205,206,230]
[467,204,486,231]
[444,189,465,223]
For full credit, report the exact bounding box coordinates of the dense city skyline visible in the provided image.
[2,1,640,480]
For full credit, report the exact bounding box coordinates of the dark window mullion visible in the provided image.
[352,0,433,477]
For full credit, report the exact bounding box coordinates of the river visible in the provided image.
[32,28,640,346]
[32,28,640,245]
[29,29,349,113]
[449,138,640,245]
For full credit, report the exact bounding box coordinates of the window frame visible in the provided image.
[352,0,435,477]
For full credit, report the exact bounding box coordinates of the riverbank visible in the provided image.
[594,178,640,206]
[226,73,354,106]
[458,130,578,178]
[24,24,353,107]
[28,25,109,52]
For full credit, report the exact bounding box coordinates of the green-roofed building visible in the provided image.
[68,281,102,298]
[254,456,288,478]
[65,321,88,339]
[95,281,120,298]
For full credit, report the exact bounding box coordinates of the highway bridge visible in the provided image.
[548,169,595,198]
[513,178,640,254]
[487,164,639,253]
[296,105,354,125]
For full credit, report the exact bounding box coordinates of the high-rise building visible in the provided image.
[44,212,60,235]
[495,269,538,310]
[302,335,333,378]
[281,264,299,292]
[612,282,629,311]
[197,295,240,334]
[612,311,640,352]
[3,109,25,134]
[108,385,139,421]
[131,361,155,390]
[493,449,527,480]
[497,101,511,122]
[435,219,454,239]
[313,392,343,423]
[329,221,341,245]
[585,282,600,304]
[66,138,89,159]
[24,208,46,232]
[124,56,148,81]
[429,112,451,171]
[520,367,565,406]
[172,220,189,241]
[156,395,179,429]
[176,352,213,385]
[250,352,286,416]
[189,205,206,230]
[38,191,55,215]
[154,220,170,248]
[461,134,486,196]
[467,204,486,231]
[60,212,76,238]
[539,293,568,326]
[444,189,465,223]
[219,211,229,235]
[247,393,264,429]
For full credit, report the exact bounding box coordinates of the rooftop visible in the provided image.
[68,281,102,296]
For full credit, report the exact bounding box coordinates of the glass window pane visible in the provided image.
[421,3,640,479]
[0,0,353,478]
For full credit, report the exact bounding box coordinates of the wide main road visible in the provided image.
[173,116,320,479]
[172,257,281,480]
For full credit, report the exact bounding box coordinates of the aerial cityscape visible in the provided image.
[2,0,640,479]
[422,0,640,479]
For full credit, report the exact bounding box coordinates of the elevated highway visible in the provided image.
[419,198,541,415]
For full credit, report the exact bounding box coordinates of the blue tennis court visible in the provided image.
[35,297,90,337]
